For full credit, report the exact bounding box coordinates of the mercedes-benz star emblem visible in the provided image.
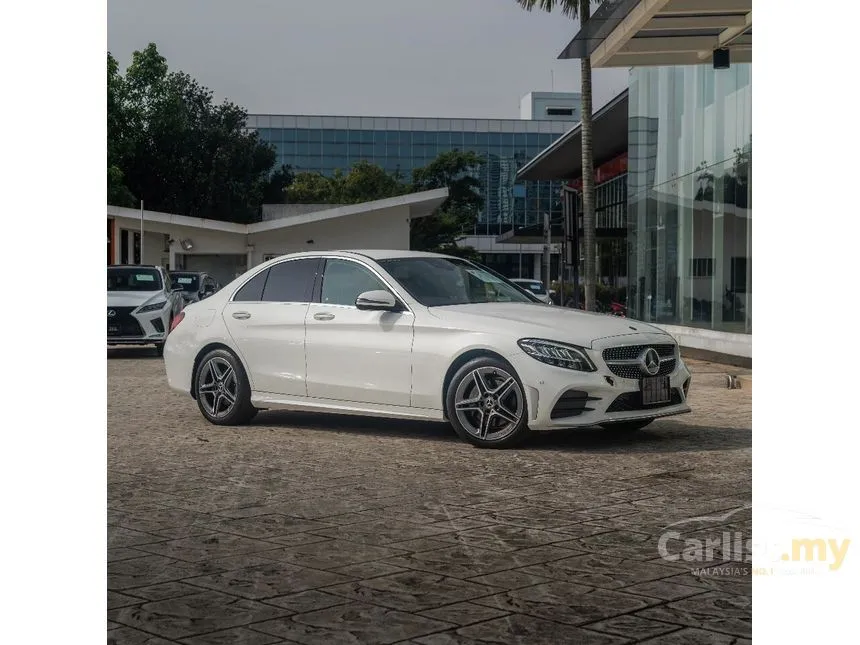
[108,309,116,317]
[638,348,661,376]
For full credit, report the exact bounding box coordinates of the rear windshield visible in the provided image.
[108,268,162,292]
[170,274,200,292]
[516,281,547,295]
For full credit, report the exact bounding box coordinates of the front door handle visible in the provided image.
[313,312,335,321]
[232,311,251,320]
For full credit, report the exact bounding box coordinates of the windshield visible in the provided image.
[170,273,200,292]
[378,257,539,307]
[514,280,547,295]
[108,267,163,292]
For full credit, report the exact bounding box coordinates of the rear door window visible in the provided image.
[261,258,320,302]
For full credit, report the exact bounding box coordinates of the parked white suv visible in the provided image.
[107,265,185,356]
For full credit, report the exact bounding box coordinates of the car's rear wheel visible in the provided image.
[446,356,530,448]
[600,418,654,432]
[195,348,257,426]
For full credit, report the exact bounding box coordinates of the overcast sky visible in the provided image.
[107,0,629,119]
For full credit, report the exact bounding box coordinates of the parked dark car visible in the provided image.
[168,271,220,304]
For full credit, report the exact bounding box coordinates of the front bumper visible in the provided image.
[107,306,170,346]
[508,334,691,430]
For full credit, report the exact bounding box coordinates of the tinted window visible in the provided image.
[320,259,387,306]
[171,273,201,292]
[378,258,537,307]
[107,267,163,292]
[234,269,269,301]
[261,258,319,302]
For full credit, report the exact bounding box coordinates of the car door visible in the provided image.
[305,258,414,407]
[222,257,321,396]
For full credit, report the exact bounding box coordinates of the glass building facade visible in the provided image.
[246,115,570,237]
[627,64,751,334]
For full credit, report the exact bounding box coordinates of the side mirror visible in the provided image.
[202,288,215,299]
[355,290,398,311]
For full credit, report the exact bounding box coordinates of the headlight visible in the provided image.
[517,338,596,372]
[137,301,167,313]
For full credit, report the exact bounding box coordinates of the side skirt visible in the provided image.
[250,392,446,422]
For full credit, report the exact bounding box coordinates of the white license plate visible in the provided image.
[641,376,670,405]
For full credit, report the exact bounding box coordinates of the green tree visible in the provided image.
[411,150,485,254]
[261,164,295,204]
[107,53,136,206]
[516,0,601,310]
[284,152,485,255]
[107,43,277,223]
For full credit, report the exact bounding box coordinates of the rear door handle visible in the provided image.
[313,312,335,321]
[232,311,251,320]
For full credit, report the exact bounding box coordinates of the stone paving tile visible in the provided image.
[106,625,179,645]
[417,601,510,626]
[109,547,152,562]
[311,519,458,545]
[250,602,454,644]
[439,525,574,553]
[108,590,145,610]
[519,552,680,590]
[125,581,205,603]
[180,627,284,645]
[261,589,351,613]
[323,571,500,612]
[472,581,659,627]
[203,515,334,539]
[635,591,752,638]
[261,539,409,570]
[109,590,290,640]
[109,354,750,644]
[135,533,284,563]
[583,614,681,640]
[384,544,579,580]
[184,561,354,600]
[638,627,751,644]
[414,614,629,644]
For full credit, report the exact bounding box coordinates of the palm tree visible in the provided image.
[516,0,602,311]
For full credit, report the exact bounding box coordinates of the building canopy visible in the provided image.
[558,0,751,68]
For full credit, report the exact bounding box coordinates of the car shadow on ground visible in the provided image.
[107,347,161,360]
[252,410,750,454]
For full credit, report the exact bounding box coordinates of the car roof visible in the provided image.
[169,270,205,275]
[263,250,458,262]
[109,265,161,270]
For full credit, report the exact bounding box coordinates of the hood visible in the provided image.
[107,291,164,308]
[427,302,669,347]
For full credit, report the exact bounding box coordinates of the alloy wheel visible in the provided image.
[197,357,238,419]
[454,366,524,442]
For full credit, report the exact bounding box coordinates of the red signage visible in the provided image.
[568,152,628,191]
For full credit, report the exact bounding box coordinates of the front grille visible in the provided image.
[603,343,677,380]
[606,388,684,413]
[550,389,601,419]
[107,306,143,337]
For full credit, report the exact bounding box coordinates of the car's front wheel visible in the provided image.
[445,356,530,448]
[194,348,258,426]
[600,418,654,433]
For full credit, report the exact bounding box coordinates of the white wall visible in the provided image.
[248,205,410,266]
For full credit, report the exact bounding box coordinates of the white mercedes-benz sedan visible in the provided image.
[164,250,691,448]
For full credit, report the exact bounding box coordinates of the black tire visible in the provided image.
[194,348,258,426]
[600,418,654,433]
[154,342,165,357]
[445,356,530,449]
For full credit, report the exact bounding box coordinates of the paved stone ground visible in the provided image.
[108,350,752,645]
